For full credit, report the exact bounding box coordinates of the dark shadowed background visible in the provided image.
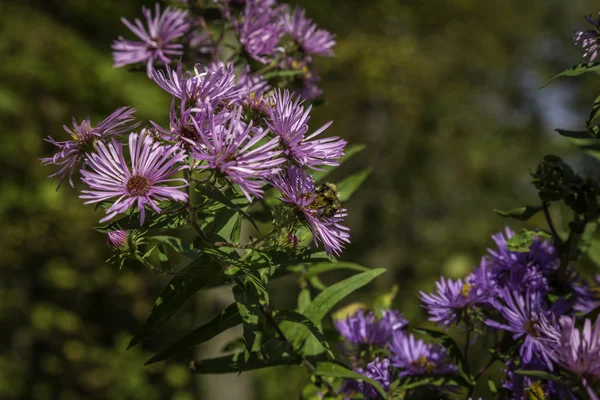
[2,0,600,398]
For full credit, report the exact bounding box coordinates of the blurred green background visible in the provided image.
[2,0,600,398]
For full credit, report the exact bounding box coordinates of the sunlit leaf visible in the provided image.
[494,205,543,221]
[543,62,600,87]
[337,167,373,202]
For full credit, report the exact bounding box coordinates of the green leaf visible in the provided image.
[543,62,600,87]
[196,184,258,232]
[303,268,385,324]
[314,144,367,182]
[337,168,373,202]
[145,303,242,365]
[488,379,498,394]
[587,95,600,137]
[94,208,187,232]
[274,310,334,358]
[494,205,543,221]
[234,285,262,357]
[395,374,468,390]
[189,352,304,374]
[314,362,386,398]
[263,69,306,80]
[127,254,227,349]
[373,284,399,312]
[555,129,593,139]
[506,229,551,253]
[514,370,561,383]
[414,328,474,385]
[303,262,370,279]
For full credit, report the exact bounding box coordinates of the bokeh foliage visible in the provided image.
[2,0,600,398]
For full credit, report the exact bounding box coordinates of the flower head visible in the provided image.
[150,62,239,109]
[107,230,128,250]
[190,106,284,200]
[420,272,491,328]
[266,89,345,169]
[502,361,575,400]
[574,14,600,64]
[487,228,558,295]
[112,4,190,75]
[41,107,137,188]
[341,358,392,400]
[334,309,408,345]
[270,165,350,256]
[544,314,600,379]
[485,289,559,369]
[283,7,335,58]
[236,1,284,64]
[80,131,188,225]
[389,331,456,377]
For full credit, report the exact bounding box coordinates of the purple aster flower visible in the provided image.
[485,289,559,370]
[270,165,350,256]
[389,331,457,377]
[41,107,137,188]
[283,7,335,58]
[107,230,128,250]
[544,314,600,380]
[574,14,600,64]
[266,89,345,169]
[334,309,408,346]
[113,4,190,76]
[502,361,575,400]
[340,358,391,400]
[150,61,239,108]
[419,273,491,328]
[189,106,284,200]
[236,1,284,64]
[80,130,188,225]
[487,228,558,294]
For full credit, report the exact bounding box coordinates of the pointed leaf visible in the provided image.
[314,362,386,398]
[514,370,561,383]
[302,268,385,325]
[127,254,227,349]
[543,62,600,87]
[555,129,593,139]
[494,205,543,221]
[189,352,304,374]
[303,262,370,279]
[274,310,334,358]
[145,304,242,365]
[337,168,373,202]
[195,184,258,231]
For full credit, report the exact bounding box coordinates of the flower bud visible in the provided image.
[107,230,128,250]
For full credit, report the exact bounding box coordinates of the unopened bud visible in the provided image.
[107,230,128,250]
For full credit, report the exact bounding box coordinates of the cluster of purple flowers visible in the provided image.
[111,0,334,100]
[419,227,600,398]
[42,1,349,256]
[574,13,600,64]
[334,309,458,399]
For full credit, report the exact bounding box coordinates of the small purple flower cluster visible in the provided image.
[419,227,600,398]
[574,13,600,64]
[334,309,457,399]
[111,0,334,100]
[42,0,349,256]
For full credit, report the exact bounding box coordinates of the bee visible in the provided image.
[314,183,341,218]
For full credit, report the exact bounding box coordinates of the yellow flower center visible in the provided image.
[527,381,546,400]
[461,283,471,297]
